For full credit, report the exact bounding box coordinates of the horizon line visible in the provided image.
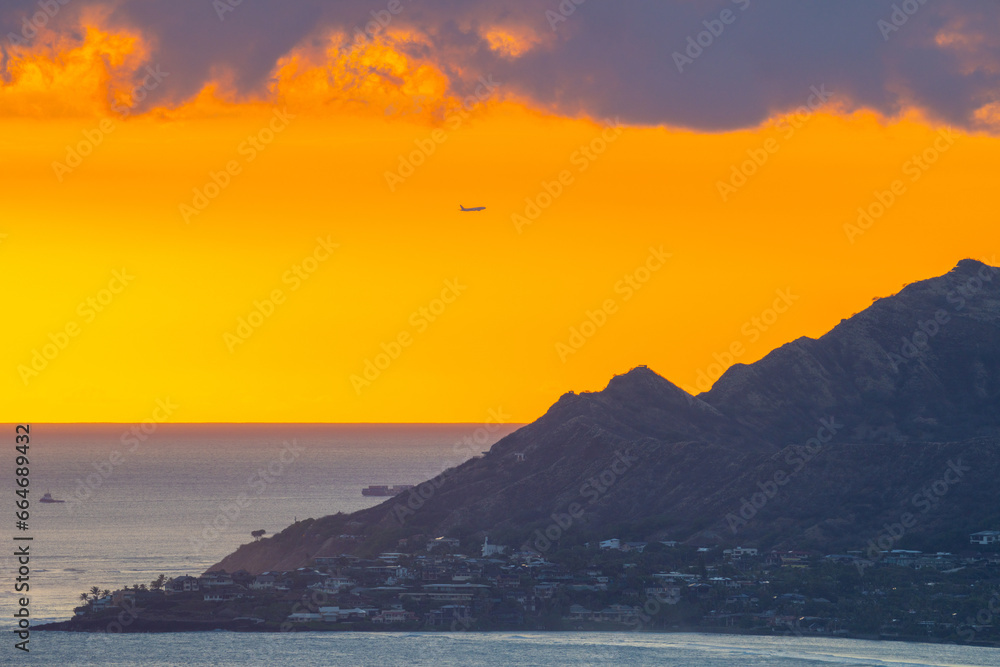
[0,422,529,426]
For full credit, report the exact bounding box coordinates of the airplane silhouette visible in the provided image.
[459,205,486,212]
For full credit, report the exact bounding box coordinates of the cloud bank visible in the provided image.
[3,0,999,131]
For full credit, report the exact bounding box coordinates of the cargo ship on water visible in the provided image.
[361,484,414,497]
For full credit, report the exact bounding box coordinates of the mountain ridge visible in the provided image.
[211,259,1000,574]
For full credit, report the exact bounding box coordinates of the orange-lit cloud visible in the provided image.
[1,7,999,424]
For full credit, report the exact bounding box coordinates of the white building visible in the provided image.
[970,531,1000,545]
[599,539,620,550]
[249,574,276,590]
[482,537,508,557]
[318,607,370,622]
[724,546,759,558]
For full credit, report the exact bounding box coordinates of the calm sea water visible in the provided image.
[13,632,1000,666]
[0,424,519,624]
[3,425,999,665]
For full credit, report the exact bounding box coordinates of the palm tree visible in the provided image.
[102,589,111,598]
[79,592,89,603]
[151,574,166,591]
[89,586,101,598]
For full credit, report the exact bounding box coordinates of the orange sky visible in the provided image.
[2,24,998,423]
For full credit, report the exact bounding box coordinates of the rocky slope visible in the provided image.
[212,259,1000,574]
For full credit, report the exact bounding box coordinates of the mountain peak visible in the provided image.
[952,257,993,273]
[211,260,1000,573]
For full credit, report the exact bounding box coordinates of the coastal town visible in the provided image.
[55,531,1000,644]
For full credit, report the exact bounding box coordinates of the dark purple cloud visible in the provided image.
[3,0,999,131]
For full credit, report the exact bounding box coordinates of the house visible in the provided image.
[203,586,243,602]
[165,576,200,595]
[378,552,405,562]
[319,607,370,622]
[482,536,508,557]
[599,604,639,624]
[249,574,276,590]
[770,550,811,567]
[970,531,1000,545]
[653,572,699,583]
[317,576,356,591]
[427,537,461,551]
[415,583,491,602]
[599,539,621,550]
[623,542,648,553]
[199,571,233,588]
[724,546,759,559]
[709,576,736,587]
[230,570,254,586]
[372,609,418,624]
[112,589,135,606]
[286,612,322,623]
[91,595,113,610]
[566,604,594,621]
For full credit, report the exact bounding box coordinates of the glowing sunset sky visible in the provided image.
[2,1,998,423]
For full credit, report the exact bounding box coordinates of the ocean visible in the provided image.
[13,632,1000,666]
[0,424,520,624]
[3,424,999,665]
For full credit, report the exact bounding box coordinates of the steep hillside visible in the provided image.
[212,260,1000,574]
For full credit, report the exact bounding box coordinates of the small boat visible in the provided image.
[361,484,414,497]
[40,492,66,504]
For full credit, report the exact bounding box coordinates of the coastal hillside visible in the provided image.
[212,260,1000,574]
